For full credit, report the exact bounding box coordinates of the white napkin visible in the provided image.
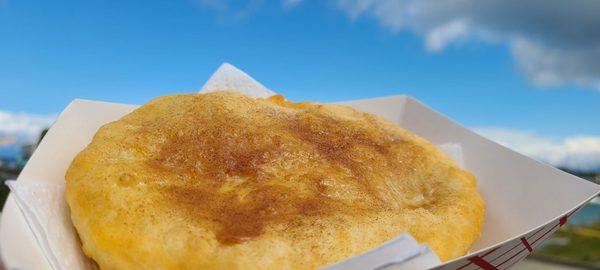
[201,63,276,98]
[6,181,96,270]
[324,233,440,270]
[437,143,464,168]
[7,63,458,270]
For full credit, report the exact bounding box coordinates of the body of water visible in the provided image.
[569,199,600,226]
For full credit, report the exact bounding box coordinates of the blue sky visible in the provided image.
[1,0,599,170]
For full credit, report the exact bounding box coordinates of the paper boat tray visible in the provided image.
[345,95,599,269]
[1,64,599,270]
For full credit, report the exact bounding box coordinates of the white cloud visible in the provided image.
[474,127,600,172]
[332,0,600,91]
[510,39,600,89]
[0,110,55,145]
[425,19,470,52]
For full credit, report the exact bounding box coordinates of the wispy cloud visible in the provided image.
[195,0,600,91]
[0,110,55,146]
[474,127,600,172]
[329,0,600,91]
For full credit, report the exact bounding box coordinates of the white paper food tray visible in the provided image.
[1,63,599,270]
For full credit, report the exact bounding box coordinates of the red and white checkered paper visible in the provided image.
[435,206,584,270]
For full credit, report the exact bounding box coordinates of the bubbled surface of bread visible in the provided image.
[65,92,484,270]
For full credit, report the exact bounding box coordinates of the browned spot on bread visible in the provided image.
[287,112,392,177]
[150,122,280,183]
[166,183,338,245]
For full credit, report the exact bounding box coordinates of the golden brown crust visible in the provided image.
[65,92,484,270]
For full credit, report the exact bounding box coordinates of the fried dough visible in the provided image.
[65,92,484,269]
